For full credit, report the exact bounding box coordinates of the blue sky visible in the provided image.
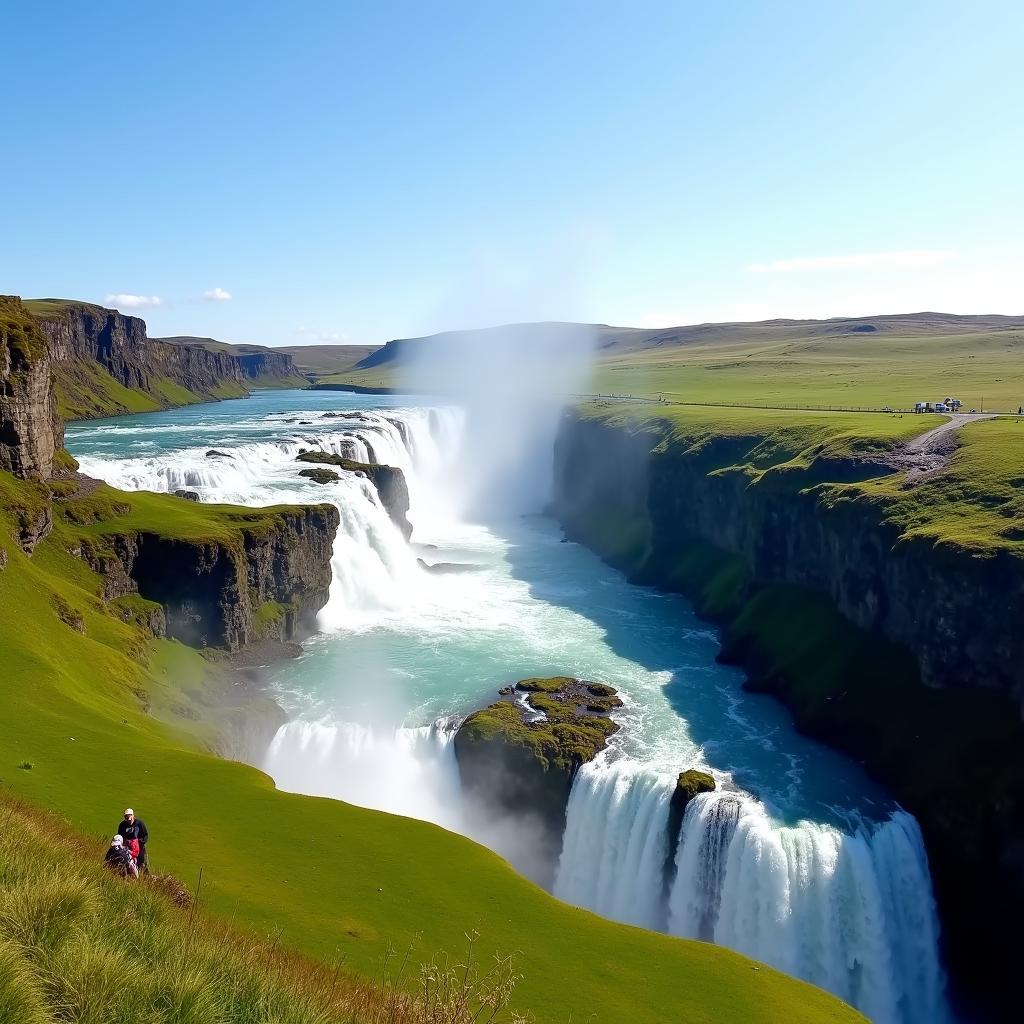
[2,1,1022,346]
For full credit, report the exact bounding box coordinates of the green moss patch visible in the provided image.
[298,467,340,485]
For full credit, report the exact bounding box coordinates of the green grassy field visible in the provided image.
[320,317,1024,413]
[590,328,1024,411]
[576,397,1024,560]
[0,469,861,1023]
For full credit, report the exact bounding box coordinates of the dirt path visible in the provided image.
[898,413,996,483]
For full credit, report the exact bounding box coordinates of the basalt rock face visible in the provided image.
[454,677,621,885]
[234,350,300,383]
[158,337,305,386]
[554,414,1024,704]
[79,505,339,650]
[37,303,246,417]
[0,297,61,480]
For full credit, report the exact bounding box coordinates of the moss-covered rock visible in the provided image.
[295,451,411,538]
[454,677,621,884]
[298,467,340,485]
[664,769,717,896]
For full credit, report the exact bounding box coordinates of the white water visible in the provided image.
[554,757,947,1024]
[264,718,461,826]
[67,391,951,1024]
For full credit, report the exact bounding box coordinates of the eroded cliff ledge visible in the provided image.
[66,486,339,651]
[552,407,1024,1020]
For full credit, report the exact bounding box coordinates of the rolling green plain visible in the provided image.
[325,316,1024,412]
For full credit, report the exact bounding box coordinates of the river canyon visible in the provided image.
[66,390,950,1024]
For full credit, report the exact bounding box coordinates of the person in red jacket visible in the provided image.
[104,835,138,879]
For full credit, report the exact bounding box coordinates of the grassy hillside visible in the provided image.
[0,796,537,1024]
[591,326,1024,411]
[0,469,861,1024]
[51,357,246,421]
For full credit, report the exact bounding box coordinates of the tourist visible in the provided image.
[104,835,138,878]
[117,807,149,874]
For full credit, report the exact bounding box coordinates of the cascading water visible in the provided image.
[554,756,948,1024]
[74,404,465,617]
[66,390,953,1024]
[264,718,461,826]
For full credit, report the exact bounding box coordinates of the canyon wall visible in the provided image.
[158,336,306,387]
[0,297,61,479]
[35,302,247,417]
[78,504,339,650]
[552,410,1024,1021]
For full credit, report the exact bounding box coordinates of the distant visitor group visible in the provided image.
[103,807,149,878]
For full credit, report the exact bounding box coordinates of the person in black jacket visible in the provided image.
[117,807,149,874]
[104,835,138,878]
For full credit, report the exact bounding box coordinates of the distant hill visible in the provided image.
[158,336,308,388]
[276,344,380,375]
[356,312,1024,370]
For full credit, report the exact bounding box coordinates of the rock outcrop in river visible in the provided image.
[454,677,621,880]
[295,450,412,539]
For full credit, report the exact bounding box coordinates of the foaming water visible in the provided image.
[264,718,461,826]
[554,755,947,1024]
[66,390,951,1023]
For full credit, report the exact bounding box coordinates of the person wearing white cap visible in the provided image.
[104,834,138,878]
[116,807,149,874]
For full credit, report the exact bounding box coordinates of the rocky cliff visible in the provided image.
[76,498,339,651]
[295,451,412,538]
[555,414,1024,702]
[1,295,338,658]
[552,409,1024,1021]
[0,297,62,480]
[158,337,307,387]
[27,300,248,419]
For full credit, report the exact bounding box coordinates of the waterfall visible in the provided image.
[553,757,674,930]
[75,406,467,620]
[554,760,948,1024]
[263,717,462,827]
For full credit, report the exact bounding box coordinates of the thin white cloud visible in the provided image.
[202,287,232,302]
[296,327,349,343]
[104,293,162,309]
[746,249,958,273]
